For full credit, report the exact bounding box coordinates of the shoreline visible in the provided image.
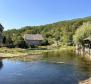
[0,46,75,58]
[0,47,49,58]
[1,47,91,84]
[79,78,91,84]
[76,50,91,84]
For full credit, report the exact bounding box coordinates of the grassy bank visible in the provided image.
[0,47,49,57]
[0,46,75,58]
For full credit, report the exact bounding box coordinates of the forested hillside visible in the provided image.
[3,16,91,48]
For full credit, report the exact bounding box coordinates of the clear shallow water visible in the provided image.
[0,51,91,84]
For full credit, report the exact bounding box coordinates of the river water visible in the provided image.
[0,50,91,84]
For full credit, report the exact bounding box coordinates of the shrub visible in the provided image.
[73,22,91,44]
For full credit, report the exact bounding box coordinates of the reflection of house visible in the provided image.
[24,34,44,46]
[0,60,3,70]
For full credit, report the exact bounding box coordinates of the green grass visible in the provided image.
[0,47,50,57]
[0,46,75,58]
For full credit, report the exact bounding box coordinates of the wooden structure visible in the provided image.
[24,34,44,46]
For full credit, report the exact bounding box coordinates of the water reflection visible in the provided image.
[8,55,43,62]
[43,50,76,63]
[0,59,3,70]
[43,51,91,80]
[0,50,91,84]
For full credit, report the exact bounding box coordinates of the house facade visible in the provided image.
[23,34,44,46]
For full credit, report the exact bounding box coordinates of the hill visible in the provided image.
[3,16,91,48]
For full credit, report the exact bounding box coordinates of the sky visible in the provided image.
[0,0,91,30]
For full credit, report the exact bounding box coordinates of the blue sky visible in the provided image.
[0,0,91,30]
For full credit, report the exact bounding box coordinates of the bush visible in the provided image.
[42,39,49,45]
[73,22,91,44]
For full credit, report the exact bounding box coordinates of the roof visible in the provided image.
[84,36,91,41]
[24,34,44,41]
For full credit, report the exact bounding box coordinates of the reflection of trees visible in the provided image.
[9,55,43,62]
[43,51,76,63]
[76,58,91,77]
[0,60,3,70]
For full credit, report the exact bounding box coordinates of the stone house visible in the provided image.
[0,24,4,46]
[0,32,3,46]
[23,34,44,46]
[0,36,3,46]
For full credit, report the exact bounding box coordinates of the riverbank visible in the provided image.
[0,47,49,58]
[79,78,91,84]
[0,46,75,58]
[76,48,91,61]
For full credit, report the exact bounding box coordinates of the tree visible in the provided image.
[13,35,28,48]
[3,16,91,47]
[73,22,91,44]
[3,35,14,48]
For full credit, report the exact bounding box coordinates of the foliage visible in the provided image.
[42,39,49,45]
[3,16,91,48]
[73,22,91,44]
[13,35,28,48]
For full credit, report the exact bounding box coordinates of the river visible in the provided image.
[0,50,91,84]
